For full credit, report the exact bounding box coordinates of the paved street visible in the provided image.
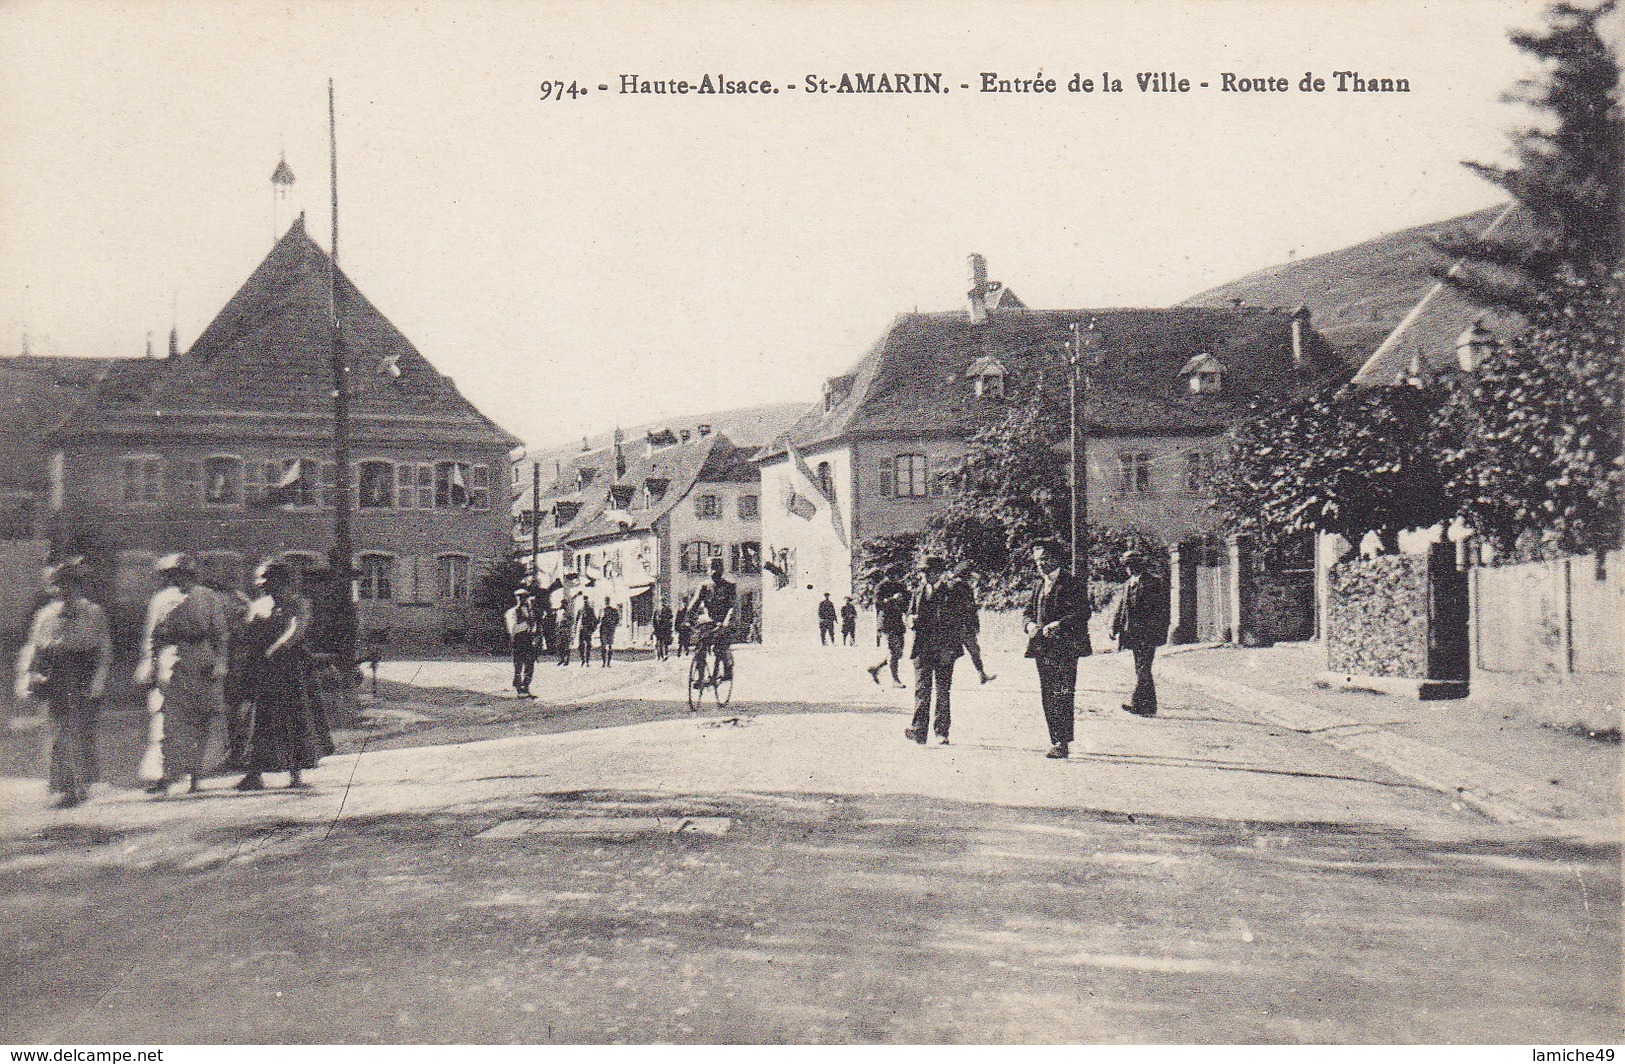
[1,642,1619,1043]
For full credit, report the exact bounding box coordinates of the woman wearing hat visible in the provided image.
[14,559,113,807]
[136,552,230,795]
[236,563,322,790]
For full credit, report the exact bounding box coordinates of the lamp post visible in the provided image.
[1066,319,1097,580]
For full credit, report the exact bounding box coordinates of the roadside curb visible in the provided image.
[1153,656,1619,845]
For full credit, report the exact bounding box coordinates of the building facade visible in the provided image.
[46,217,518,649]
[756,254,1344,646]
[515,428,764,645]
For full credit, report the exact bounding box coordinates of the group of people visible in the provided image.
[504,583,625,695]
[817,593,860,646]
[502,557,741,697]
[877,540,1167,760]
[15,552,333,808]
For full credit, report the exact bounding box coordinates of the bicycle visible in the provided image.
[685,626,734,710]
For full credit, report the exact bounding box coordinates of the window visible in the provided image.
[357,553,394,601]
[1192,370,1223,395]
[267,458,318,507]
[434,461,487,509]
[436,554,471,602]
[576,467,596,490]
[644,478,669,507]
[415,463,434,509]
[203,456,243,506]
[120,455,162,504]
[1185,451,1214,496]
[1118,452,1153,496]
[609,485,635,510]
[695,494,720,519]
[358,461,395,508]
[397,464,417,509]
[894,454,928,498]
[737,494,759,519]
[816,462,834,499]
[554,501,580,528]
[731,541,761,574]
[682,541,714,573]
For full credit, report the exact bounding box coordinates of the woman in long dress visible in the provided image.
[14,559,113,808]
[235,563,322,791]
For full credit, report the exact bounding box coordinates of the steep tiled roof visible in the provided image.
[51,216,517,446]
[759,305,1343,458]
[0,355,121,493]
[518,432,747,549]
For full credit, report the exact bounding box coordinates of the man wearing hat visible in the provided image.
[135,553,230,794]
[905,554,977,746]
[1024,540,1092,759]
[504,586,538,697]
[15,558,113,807]
[1112,549,1170,717]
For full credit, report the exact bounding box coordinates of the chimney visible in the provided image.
[1290,304,1310,367]
[967,253,989,324]
[613,427,626,477]
[167,325,179,359]
[697,423,712,438]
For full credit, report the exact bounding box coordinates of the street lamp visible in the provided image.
[1455,317,1495,373]
[1066,319,1098,581]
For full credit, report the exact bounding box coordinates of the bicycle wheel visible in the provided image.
[711,655,733,707]
[686,651,704,712]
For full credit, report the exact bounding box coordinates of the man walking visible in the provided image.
[1024,540,1092,759]
[817,593,837,646]
[556,573,582,667]
[505,587,538,697]
[577,598,597,667]
[1112,550,1170,717]
[653,597,674,661]
[905,556,976,746]
[598,597,621,668]
[866,579,909,689]
[839,597,858,645]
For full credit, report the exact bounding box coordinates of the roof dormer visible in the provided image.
[823,373,856,412]
[965,354,1007,399]
[1179,353,1226,395]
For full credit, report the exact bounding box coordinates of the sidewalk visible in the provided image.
[1151,642,1621,840]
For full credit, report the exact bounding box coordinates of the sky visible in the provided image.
[0,0,1550,450]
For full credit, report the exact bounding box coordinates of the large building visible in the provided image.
[515,427,764,644]
[754,254,1344,645]
[45,216,519,648]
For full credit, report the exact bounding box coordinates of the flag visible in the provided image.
[450,462,473,508]
[784,440,848,548]
[252,458,303,508]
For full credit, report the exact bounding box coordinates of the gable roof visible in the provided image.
[759,305,1343,459]
[51,216,518,447]
[517,431,752,549]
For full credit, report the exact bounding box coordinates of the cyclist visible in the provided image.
[688,558,737,688]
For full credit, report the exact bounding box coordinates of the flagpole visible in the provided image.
[327,77,359,678]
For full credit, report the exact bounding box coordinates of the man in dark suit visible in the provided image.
[1112,549,1170,717]
[1024,539,1092,759]
[905,555,976,746]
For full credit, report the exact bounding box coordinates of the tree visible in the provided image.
[919,402,1070,608]
[1211,382,1453,555]
[1432,1,1622,313]
[854,531,922,607]
[1436,272,1622,558]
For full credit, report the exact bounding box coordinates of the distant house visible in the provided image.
[515,426,764,643]
[45,216,519,648]
[755,253,1344,645]
[0,354,126,539]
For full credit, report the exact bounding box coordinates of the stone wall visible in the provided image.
[1326,553,1429,678]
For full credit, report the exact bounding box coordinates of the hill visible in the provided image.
[1180,206,1509,368]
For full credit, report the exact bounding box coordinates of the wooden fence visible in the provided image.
[1472,551,1622,677]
